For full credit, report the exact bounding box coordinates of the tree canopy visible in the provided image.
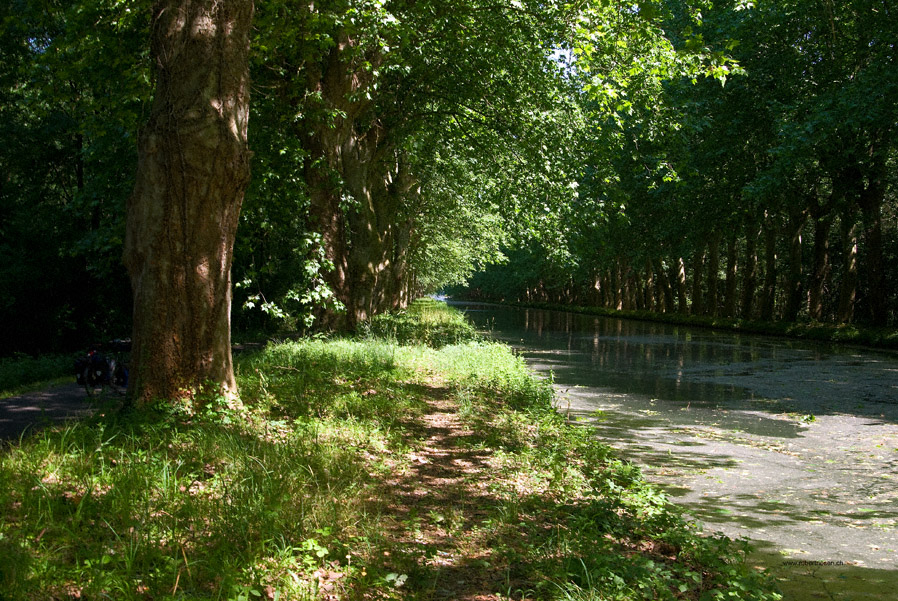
[2,0,895,394]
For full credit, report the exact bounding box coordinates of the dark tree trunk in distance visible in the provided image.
[673,257,688,314]
[723,235,739,318]
[740,223,760,320]
[759,213,778,322]
[123,0,254,405]
[706,230,722,317]
[691,247,704,316]
[807,201,834,321]
[783,207,807,322]
[837,208,860,324]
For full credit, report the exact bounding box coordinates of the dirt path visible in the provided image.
[378,389,511,600]
[0,383,96,442]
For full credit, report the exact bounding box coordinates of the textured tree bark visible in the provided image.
[123,0,253,405]
[782,207,807,322]
[723,235,739,318]
[836,208,860,323]
[302,36,417,330]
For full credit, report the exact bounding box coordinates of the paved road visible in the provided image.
[0,383,96,442]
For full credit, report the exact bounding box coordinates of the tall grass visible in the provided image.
[0,302,779,600]
[359,297,479,347]
[0,353,74,397]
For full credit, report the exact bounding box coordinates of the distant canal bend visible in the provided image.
[456,302,898,601]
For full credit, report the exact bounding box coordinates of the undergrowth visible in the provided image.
[0,354,74,398]
[0,302,780,600]
[359,297,479,347]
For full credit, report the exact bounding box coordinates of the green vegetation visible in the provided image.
[0,354,74,398]
[0,305,779,600]
[359,298,479,348]
[491,301,898,350]
[458,1,898,329]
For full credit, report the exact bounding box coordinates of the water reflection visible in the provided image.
[462,303,898,423]
[457,302,898,595]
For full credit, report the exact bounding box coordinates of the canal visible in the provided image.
[457,302,898,601]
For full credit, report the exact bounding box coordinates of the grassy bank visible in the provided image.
[0,354,74,399]
[476,300,898,351]
[0,301,779,600]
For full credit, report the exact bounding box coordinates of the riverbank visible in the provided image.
[459,299,898,351]
[0,301,779,600]
[456,301,898,601]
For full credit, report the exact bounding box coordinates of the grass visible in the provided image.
[0,354,74,399]
[0,301,780,600]
[358,297,479,347]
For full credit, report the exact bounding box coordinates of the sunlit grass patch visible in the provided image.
[0,353,74,398]
[360,298,479,347]
[1,320,779,600]
[0,340,419,599]
[430,343,780,601]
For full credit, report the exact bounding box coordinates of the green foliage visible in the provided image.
[0,0,152,354]
[470,0,898,327]
[1,330,779,599]
[0,353,74,397]
[359,298,479,348]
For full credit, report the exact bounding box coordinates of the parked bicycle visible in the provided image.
[74,341,130,396]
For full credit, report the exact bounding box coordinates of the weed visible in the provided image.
[359,298,479,347]
[0,302,780,599]
[0,353,74,398]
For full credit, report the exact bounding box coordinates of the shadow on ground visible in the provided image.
[0,383,99,443]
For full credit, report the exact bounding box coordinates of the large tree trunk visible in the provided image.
[836,207,860,323]
[782,206,807,322]
[723,235,739,318]
[123,0,254,405]
[303,36,417,330]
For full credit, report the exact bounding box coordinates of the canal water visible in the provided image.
[456,302,898,601]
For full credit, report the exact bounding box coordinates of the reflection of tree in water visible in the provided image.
[464,303,898,419]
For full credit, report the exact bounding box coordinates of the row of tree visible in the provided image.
[3,0,707,400]
[7,0,890,400]
[464,0,898,327]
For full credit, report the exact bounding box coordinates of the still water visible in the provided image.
[456,302,898,601]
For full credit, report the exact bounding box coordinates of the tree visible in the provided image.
[0,0,150,355]
[123,0,254,404]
